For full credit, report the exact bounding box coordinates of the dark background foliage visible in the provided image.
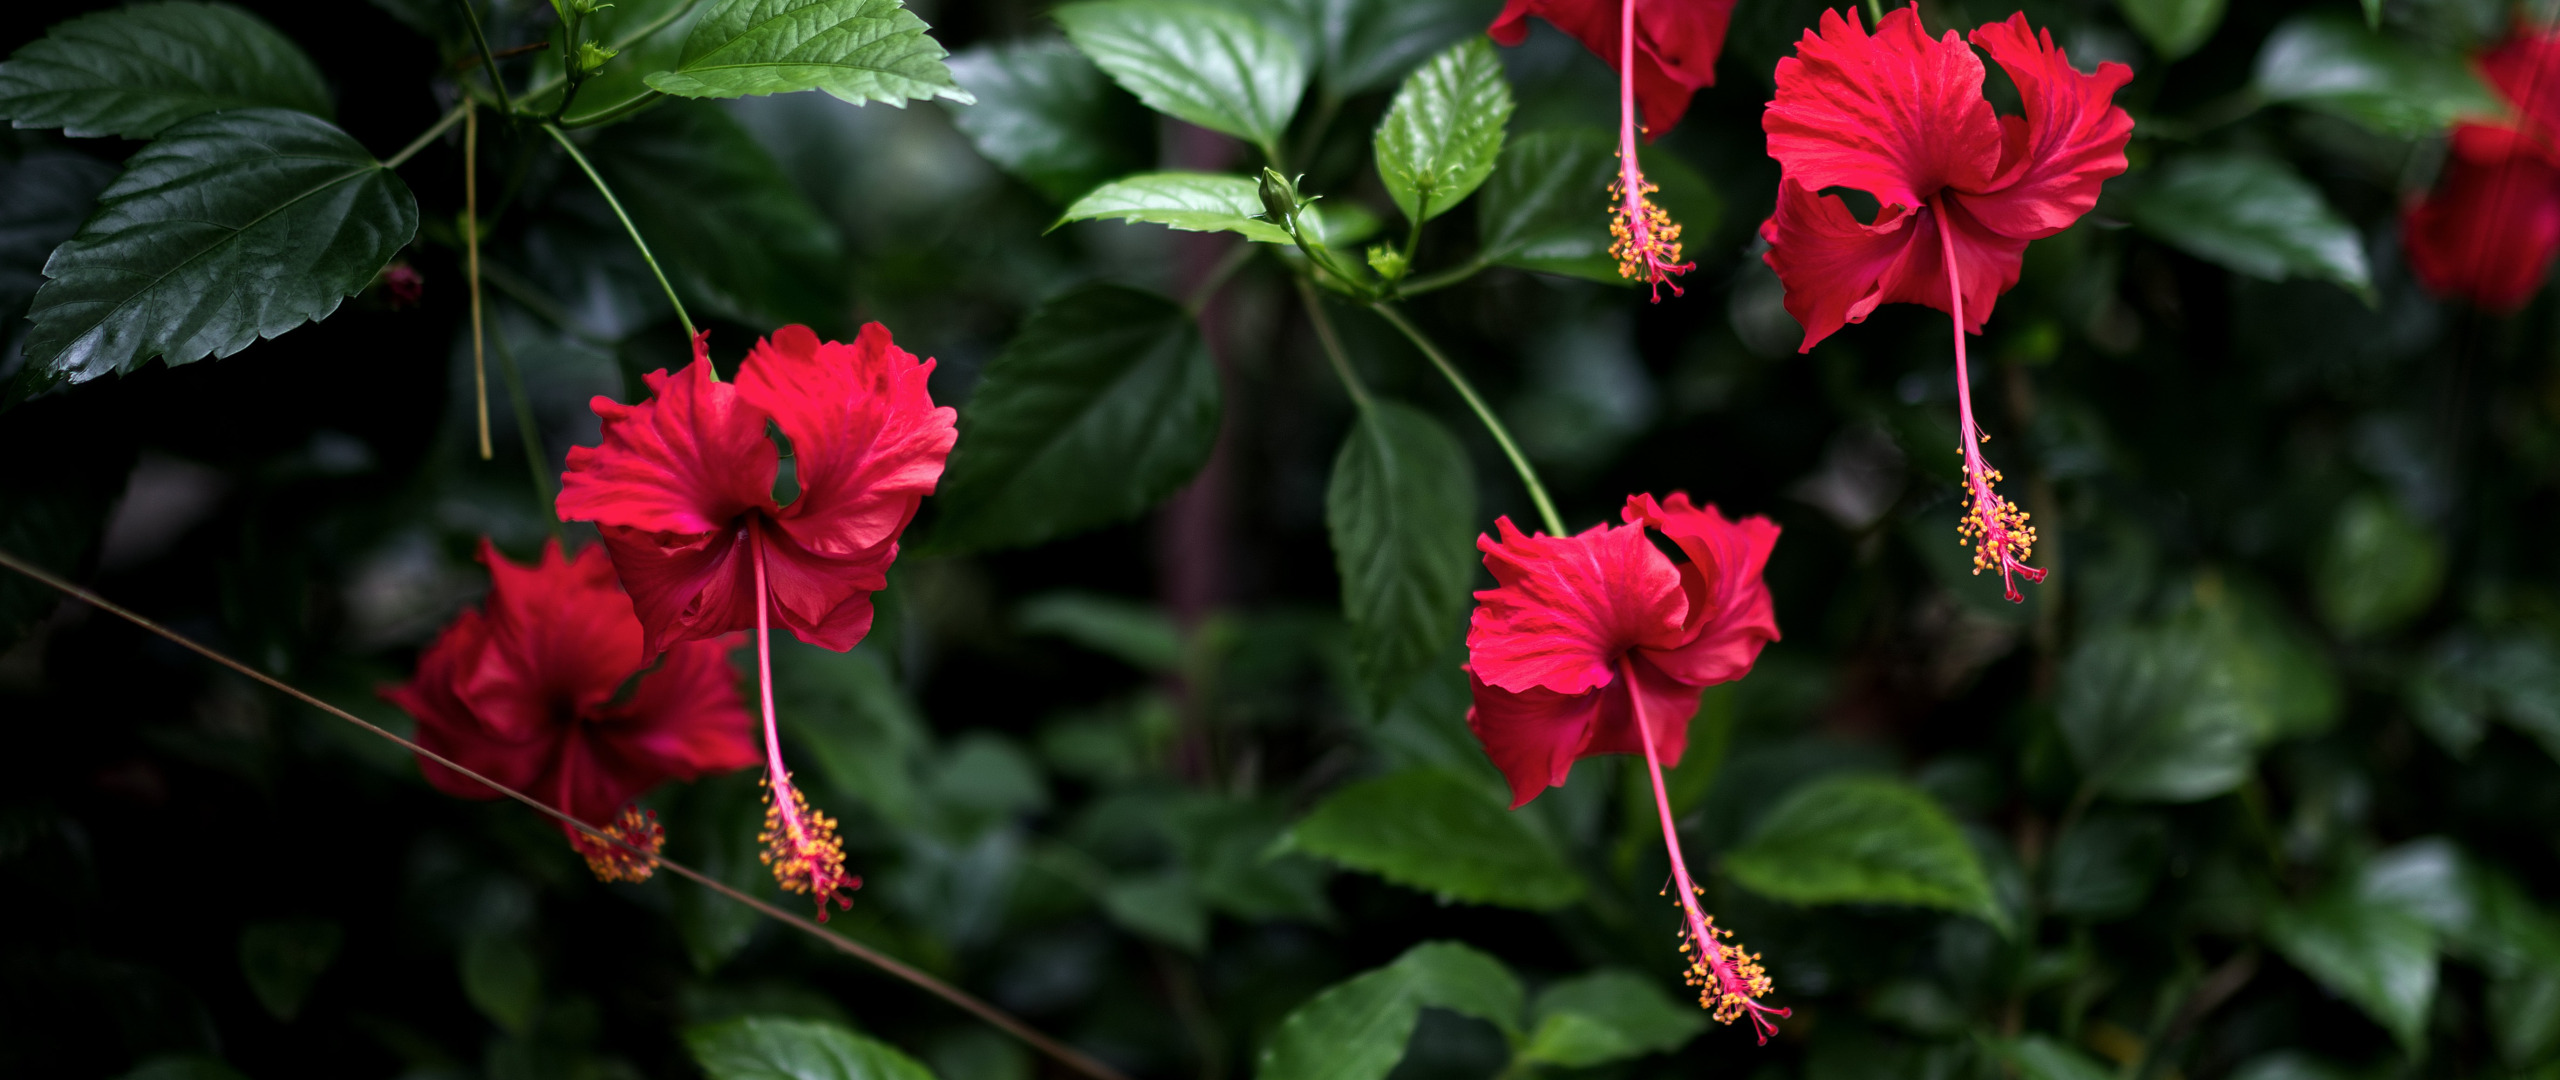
[7,0,2560,1078]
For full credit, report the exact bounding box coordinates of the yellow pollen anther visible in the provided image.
[571,805,665,883]
[758,774,859,919]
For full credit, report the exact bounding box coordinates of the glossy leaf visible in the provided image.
[1058,172,1294,244]
[582,101,847,328]
[2117,0,2225,61]
[2266,887,2438,1051]
[1256,942,1522,1080]
[2253,13,2503,137]
[1722,775,2003,924]
[2129,152,2371,299]
[1477,129,1617,278]
[2315,493,2444,639]
[1055,0,1308,155]
[1373,38,1512,224]
[687,1017,942,1080]
[929,284,1221,552]
[1520,970,1705,1067]
[1282,768,1584,910]
[945,41,1150,203]
[1233,0,1490,96]
[1327,400,1477,711]
[643,0,972,106]
[0,2,331,139]
[20,108,417,386]
[0,147,113,330]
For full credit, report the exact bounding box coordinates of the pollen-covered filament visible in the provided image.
[1609,0,1691,301]
[570,805,665,883]
[1958,435,2047,602]
[759,773,859,918]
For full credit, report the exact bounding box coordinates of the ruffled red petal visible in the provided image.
[1625,494,1781,687]
[1759,180,2025,351]
[2481,23,2560,140]
[1488,0,1734,136]
[464,539,642,740]
[1961,14,2133,240]
[1467,515,1689,697]
[1467,671,1605,808]
[1765,7,2002,212]
[2404,125,2560,311]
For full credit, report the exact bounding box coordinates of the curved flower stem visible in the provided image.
[0,545,1134,1080]
[382,104,467,170]
[466,101,492,461]
[454,0,514,117]
[1369,302,1565,536]
[543,122,696,341]
[1296,277,1371,411]
[560,89,667,129]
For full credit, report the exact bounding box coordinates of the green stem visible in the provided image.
[1394,257,1487,298]
[515,0,702,106]
[542,123,695,340]
[561,88,666,129]
[454,0,514,117]
[1865,0,1884,25]
[488,319,565,545]
[1369,302,1564,536]
[1296,277,1371,410]
[382,104,467,170]
[1399,193,1427,267]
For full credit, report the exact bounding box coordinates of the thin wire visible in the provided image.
[0,547,1132,1080]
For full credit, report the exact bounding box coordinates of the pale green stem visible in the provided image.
[382,104,467,170]
[542,123,695,340]
[1369,302,1564,536]
[454,0,514,116]
[1296,277,1371,410]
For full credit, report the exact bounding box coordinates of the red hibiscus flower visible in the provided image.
[385,539,758,882]
[558,323,956,917]
[1759,7,2129,602]
[1465,493,1788,1040]
[1490,0,1727,298]
[2404,26,2560,311]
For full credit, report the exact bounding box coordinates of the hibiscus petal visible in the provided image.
[2403,128,2560,312]
[756,521,886,652]
[470,540,644,729]
[1765,6,2002,211]
[1574,653,1709,766]
[1961,14,2134,240]
[558,356,778,538]
[2481,24,2560,140]
[1466,671,1605,808]
[584,634,761,816]
[596,523,758,660]
[739,324,956,565]
[1487,0,1733,135]
[1625,493,1782,687]
[1467,515,1688,696]
[1760,179,1925,350]
[386,610,555,800]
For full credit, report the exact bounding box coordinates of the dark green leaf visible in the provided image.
[929,284,1220,551]
[1239,0,1492,96]
[2129,152,2371,298]
[2043,812,2166,920]
[1994,1036,2115,1080]
[2253,13,2503,136]
[113,1059,250,1080]
[667,772,768,973]
[1170,795,1335,924]
[1282,768,1584,910]
[1520,970,1705,1067]
[1373,38,1512,224]
[945,41,1150,203]
[1058,172,1294,244]
[20,108,417,385]
[237,919,340,1021]
[1100,870,1208,951]
[2266,887,2437,1051]
[1327,400,1476,711]
[460,935,540,1034]
[643,0,971,106]
[2407,631,2560,760]
[1256,941,1522,1080]
[1055,0,1308,155]
[1477,129,1615,278]
[1019,592,1185,672]
[2315,493,2444,639]
[0,147,113,328]
[777,642,929,825]
[2490,970,2560,1069]
[0,2,331,139]
[583,101,847,328]
[1722,775,2002,923]
[2117,0,2225,61]
[687,1016,943,1080]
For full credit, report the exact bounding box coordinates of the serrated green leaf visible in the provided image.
[0,2,331,139]
[2253,13,2503,137]
[1056,0,1307,155]
[1478,129,1615,275]
[1326,399,1475,711]
[0,147,113,331]
[2116,0,2225,61]
[929,284,1220,552]
[1058,172,1295,243]
[945,40,1150,203]
[1521,971,1705,1067]
[642,0,971,106]
[581,101,846,328]
[1256,941,1522,1080]
[1283,768,1584,910]
[1723,775,2002,923]
[20,108,417,386]
[2315,493,2444,639]
[2129,152,2371,298]
[237,919,340,1021]
[687,1016,943,1080]
[2266,887,2438,1052]
[1374,37,1511,224]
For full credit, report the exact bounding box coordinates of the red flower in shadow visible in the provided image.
[385,539,757,881]
[2404,25,2560,311]
[1490,0,1736,137]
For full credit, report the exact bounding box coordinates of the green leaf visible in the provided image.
[2490,970,2560,1069]
[1520,971,1706,1067]
[2315,493,2444,639]
[544,0,718,124]
[1019,592,1186,672]
[2128,152,2371,299]
[687,1016,943,1080]
[2360,0,2382,28]
[1100,870,1208,951]
[1477,129,1615,278]
[582,101,847,328]
[2253,13,2504,137]
[1327,400,1477,711]
[667,772,768,972]
[1055,0,1308,155]
[460,935,540,1034]
[2266,887,2438,1051]
[0,2,332,139]
[237,919,341,1021]
[1282,768,1585,910]
[2116,0,2225,61]
[1235,0,1490,96]
[1058,172,1295,244]
[945,41,1150,203]
[2042,812,2166,920]
[776,642,929,826]
[2408,631,2560,761]
[1373,37,1512,224]
[642,0,972,106]
[929,283,1220,552]
[20,108,417,386]
[1722,775,2002,924]
[1994,1036,2116,1080]
[0,147,113,329]
[1256,942,1523,1080]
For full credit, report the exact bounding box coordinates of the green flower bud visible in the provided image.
[576,41,619,74]
[1365,244,1409,282]
[1257,168,1300,227]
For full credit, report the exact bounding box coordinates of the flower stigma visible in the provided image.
[1611,0,1692,300]
[570,805,665,883]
